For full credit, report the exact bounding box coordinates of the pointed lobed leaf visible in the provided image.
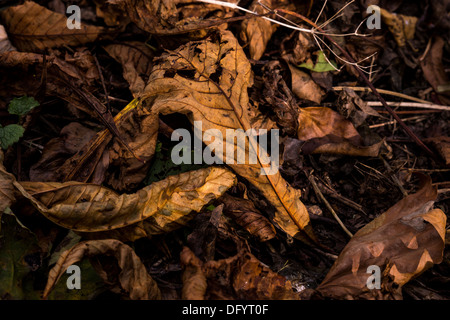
[142,30,315,242]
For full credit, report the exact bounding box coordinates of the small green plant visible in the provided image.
[298,51,338,73]
[0,96,39,150]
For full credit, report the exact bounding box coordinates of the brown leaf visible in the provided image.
[141,29,316,243]
[58,99,159,190]
[202,248,299,300]
[240,0,276,61]
[221,193,276,242]
[110,0,237,36]
[43,239,161,300]
[19,167,236,235]
[180,246,208,300]
[424,136,450,166]
[297,107,382,156]
[379,7,417,47]
[420,37,450,105]
[0,1,105,52]
[0,151,16,213]
[29,122,97,182]
[315,175,446,299]
[288,64,325,104]
[104,41,154,97]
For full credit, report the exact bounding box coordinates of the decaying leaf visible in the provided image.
[297,107,382,156]
[104,41,154,97]
[181,246,299,300]
[240,0,276,61]
[0,151,16,213]
[420,36,450,105]
[425,136,450,166]
[221,193,276,242]
[43,239,161,300]
[30,122,97,182]
[141,29,316,243]
[180,246,208,300]
[315,175,446,299]
[379,6,417,47]
[19,167,236,235]
[0,1,105,52]
[288,64,325,104]
[110,0,238,36]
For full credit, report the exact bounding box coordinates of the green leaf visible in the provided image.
[0,124,25,149]
[298,51,337,73]
[8,96,39,116]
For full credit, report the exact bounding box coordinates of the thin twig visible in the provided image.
[366,101,450,111]
[379,154,408,197]
[308,171,353,238]
[332,86,433,104]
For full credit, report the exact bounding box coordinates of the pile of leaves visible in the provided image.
[0,0,449,300]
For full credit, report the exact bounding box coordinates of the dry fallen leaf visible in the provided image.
[315,175,446,299]
[110,0,237,36]
[104,41,154,97]
[240,0,277,61]
[288,64,325,104]
[180,246,208,300]
[297,107,382,156]
[43,239,161,300]
[181,246,299,300]
[141,29,316,243]
[0,151,16,213]
[379,6,417,47]
[221,193,276,242]
[29,122,97,182]
[420,36,450,105]
[19,167,236,235]
[0,1,105,52]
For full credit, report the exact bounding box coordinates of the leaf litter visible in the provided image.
[0,0,449,301]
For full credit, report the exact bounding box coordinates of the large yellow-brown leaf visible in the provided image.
[19,167,236,234]
[315,175,446,300]
[0,1,105,52]
[141,29,315,242]
[43,239,161,300]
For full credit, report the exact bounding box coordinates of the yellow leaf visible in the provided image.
[19,167,236,234]
[0,1,105,52]
[43,239,161,300]
[142,30,316,242]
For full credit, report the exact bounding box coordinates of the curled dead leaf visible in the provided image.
[104,41,154,97]
[19,167,236,235]
[288,64,325,104]
[0,151,16,213]
[379,6,417,47]
[240,0,277,61]
[315,175,446,299]
[221,193,276,242]
[181,246,299,300]
[297,107,382,157]
[43,239,161,300]
[180,246,208,300]
[0,1,105,52]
